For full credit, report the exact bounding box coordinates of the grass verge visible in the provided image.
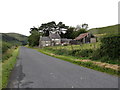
[35,48,119,77]
[1,47,19,89]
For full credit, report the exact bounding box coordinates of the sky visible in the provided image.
[0,0,119,36]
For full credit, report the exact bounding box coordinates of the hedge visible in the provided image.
[100,35,120,60]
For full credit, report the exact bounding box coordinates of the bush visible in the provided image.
[100,35,120,60]
[2,49,13,62]
[90,35,120,64]
[2,42,12,54]
[90,49,102,60]
[55,49,68,55]
[2,42,18,62]
[79,49,93,57]
[69,49,93,57]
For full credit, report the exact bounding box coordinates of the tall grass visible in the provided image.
[2,47,19,89]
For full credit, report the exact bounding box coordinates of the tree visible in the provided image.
[63,25,87,39]
[82,23,88,30]
[57,22,68,34]
[39,23,49,36]
[38,21,68,36]
[38,21,57,36]
[28,26,40,46]
[64,27,75,39]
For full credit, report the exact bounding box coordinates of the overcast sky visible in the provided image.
[0,0,119,36]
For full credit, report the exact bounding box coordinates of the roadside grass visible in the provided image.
[42,42,119,65]
[35,48,119,77]
[1,47,19,89]
[2,49,14,62]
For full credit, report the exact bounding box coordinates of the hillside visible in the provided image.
[88,24,119,37]
[5,33,28,45]
[1,33,28,45]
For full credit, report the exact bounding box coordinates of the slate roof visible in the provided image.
[40,37,51,41]
[75,33,89,40]
[49,33,61,39]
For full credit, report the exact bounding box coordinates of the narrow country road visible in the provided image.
[7,47,118,88]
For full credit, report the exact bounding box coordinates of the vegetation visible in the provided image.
[1,33,28,62]
[88,24,119,40]
[2,42,12,54]
[28,29,40,47]
[1,32,27,60]
[88,24,119,35]
[2,33,28,45]
[6,33,28,45]
[100,35,120,60]
[0,33,27,89]
[91,35,120,63]
[41,34,119,65]
[2,47,19,89]
[2,33,21,45]
[62,27,87,39]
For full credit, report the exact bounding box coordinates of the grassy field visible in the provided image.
[47,42,100,50]
[1,47,19,89]
[88,24,119,35]
[88,24,119,41]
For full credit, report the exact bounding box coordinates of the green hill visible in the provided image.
[2,33,21,45]
[5,33,28,45]
[1,33,28,45]
[0,33,28,54]
[88,24,119,37]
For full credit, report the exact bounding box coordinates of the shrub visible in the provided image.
[55,49,68,55]
[2,42,12,54]
[100,35,120,60]
[79,49,93,57]
[90,35,120,64]
[69,49,93,57]
[90,49,102,60]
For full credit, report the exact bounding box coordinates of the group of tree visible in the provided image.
[62,24,88,39]
[28,21,88,47]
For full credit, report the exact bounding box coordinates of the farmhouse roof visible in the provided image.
[49,33,61,39]
[40,37,51,41]
[75,33,89,40]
